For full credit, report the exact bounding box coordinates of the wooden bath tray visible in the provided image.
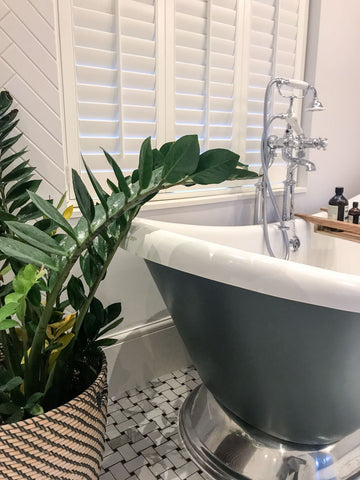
[295,212,360,243]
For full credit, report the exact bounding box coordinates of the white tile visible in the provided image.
[102,367,204,480]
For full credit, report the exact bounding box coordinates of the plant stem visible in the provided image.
[24,176,189,395]
[73,225,131,339]
[0,330,14,376]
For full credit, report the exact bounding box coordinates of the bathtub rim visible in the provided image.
[123,217,360,314]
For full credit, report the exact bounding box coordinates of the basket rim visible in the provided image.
[0,349,107,432]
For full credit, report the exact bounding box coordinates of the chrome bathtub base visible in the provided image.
[179,385,360,480]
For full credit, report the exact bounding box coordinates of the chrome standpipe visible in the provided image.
[254,78,327,259]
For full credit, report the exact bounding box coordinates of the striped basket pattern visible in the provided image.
[0,353,108,479]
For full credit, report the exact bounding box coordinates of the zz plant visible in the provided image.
[0,90,258,423]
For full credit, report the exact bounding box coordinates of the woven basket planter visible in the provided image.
[0,352,108,479]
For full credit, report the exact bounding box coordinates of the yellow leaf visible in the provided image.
[48,333,74,371]
[21,347,32,365]
[63,205,74,220]
[46,313,76,340]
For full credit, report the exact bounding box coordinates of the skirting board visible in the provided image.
[104,317,192,397]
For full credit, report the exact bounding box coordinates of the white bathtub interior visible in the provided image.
[137,193,360,278]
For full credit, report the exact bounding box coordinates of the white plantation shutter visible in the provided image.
[67,0,158,191]
[246,0,308,188]
[59,0,309,201]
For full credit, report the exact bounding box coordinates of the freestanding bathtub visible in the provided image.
[123,206,360,448]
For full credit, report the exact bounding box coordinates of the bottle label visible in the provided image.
[348,215,354,223]
[328,204,339,220]
[344,205,349,221]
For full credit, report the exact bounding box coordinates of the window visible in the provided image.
[58,0,309,202]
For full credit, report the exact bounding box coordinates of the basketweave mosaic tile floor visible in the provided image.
[100,366,212,480]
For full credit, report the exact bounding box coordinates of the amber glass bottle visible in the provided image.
[328,187,349,221]
[348,201,360,224]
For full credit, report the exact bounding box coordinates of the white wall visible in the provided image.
[2,0,360,393]
[297,0,360,213]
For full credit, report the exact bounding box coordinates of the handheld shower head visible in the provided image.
[306,88,325,111]
[286,96,304,135]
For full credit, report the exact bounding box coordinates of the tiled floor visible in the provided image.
[100,367,211,480]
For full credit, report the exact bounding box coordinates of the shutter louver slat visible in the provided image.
[76,65,117,85]
[73,7,115,32]
[74,0,113,13]
[74,27,116,50]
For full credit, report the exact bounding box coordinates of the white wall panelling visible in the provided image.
[0,0,65,202]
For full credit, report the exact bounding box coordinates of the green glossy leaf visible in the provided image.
[105,302,122,322]
[6,179,41,202]
[227,168,259,180]
[90,203,107,232]
[6,222,67,256]
[28,284,42,307]
[0,318,19,330]
[107,192,125,216]
[17,202,41,222]
[33,218,57,233]
[80,252,102,287]
[0,212,17,222]
[28,191,77,240]
[2,165,35,183]
[0,119,19,142]
[99,317,123,337]
[0,302,17,322]
[10,389,25,407]
[4,292,23,304]
[93,235,107,262]
[72,169,95,224]
[102,149,131,198]
[152,149,165,169]
[1,133,23,156]
[24,392,43,409]
[190,149,240,184]
[82,312,98,341]
[8,409,24,423]
[0,403,18,414]
[0,91,13,117]
[162,135,200,183]
[0,237,59,271]
[29,404,44,416]
[95,338,117,347]
[0,109,18,129]
[138,136,153,190]
[131,169,139,184]
[82,157,109,214]
[106,178,119,193]
[9,192,32,214]
[67,276,85,310]
[74,217,89,244]
[0,376,23,392]
[159,141,174,158]
[0,147,27,170]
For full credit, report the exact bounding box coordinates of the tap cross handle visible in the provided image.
[301,137,328,150]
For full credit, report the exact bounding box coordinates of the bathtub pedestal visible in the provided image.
[179,385,360,480]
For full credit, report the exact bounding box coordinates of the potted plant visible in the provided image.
[0,90,258,479]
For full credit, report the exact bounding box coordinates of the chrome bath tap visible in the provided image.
[254,78,327,259]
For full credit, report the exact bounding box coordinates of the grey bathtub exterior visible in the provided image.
[146,260,360,446]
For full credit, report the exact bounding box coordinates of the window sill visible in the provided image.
[69,186,307,218]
